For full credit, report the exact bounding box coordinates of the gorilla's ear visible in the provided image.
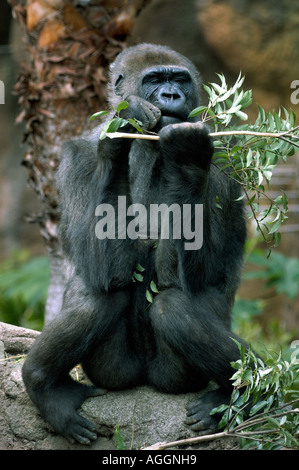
[114,74,125,96]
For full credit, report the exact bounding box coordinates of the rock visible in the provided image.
[1,321,235,450]
[82,386,201,450]
[0,321,40,355]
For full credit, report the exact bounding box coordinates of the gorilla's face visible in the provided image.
[114,66,198,128]
[114,65,197,125]
[110,44,201,128]
[139,66,197,121]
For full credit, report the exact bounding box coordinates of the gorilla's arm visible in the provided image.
[158,122,246,302]
[158,122,212,294]
[57,134,135,292]
[57,97,162,292]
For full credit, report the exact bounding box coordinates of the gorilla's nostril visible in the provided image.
[162,92,180,100]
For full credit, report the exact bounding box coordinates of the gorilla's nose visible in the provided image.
[158,88,185,111]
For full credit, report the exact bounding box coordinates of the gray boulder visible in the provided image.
[0,321,236,450]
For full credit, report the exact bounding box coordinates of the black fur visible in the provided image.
[22,44,247,444]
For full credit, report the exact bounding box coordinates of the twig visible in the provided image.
[279,135,299,147]
[232,408,299,434]
[244,189,269,246]
[106,127,299,143]
[141,431,230,450]
[107,132,159,140]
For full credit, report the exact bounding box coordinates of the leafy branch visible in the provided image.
[90,100,143,140]
[201,77,297,249]
[142,343,299,450]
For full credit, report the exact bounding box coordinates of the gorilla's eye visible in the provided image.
[115,74,125,88]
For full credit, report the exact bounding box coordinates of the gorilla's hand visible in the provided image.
[159,121,214,169]
[120,95,161,130]
[35,381,106,445]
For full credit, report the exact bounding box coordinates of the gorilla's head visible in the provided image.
[108,44,201,123]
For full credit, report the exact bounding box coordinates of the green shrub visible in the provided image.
[0,251,49,330]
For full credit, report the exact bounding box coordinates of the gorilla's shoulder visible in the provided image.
[57,128,101,191]
[61,132,98,165]
[60,125,102,168]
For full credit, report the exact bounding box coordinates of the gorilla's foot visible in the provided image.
[185,388,230,434]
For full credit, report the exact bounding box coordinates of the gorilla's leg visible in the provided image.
[148,288,243,433]
[82,313,144,391]
[22,276,131,444]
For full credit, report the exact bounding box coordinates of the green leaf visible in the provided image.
[263,170,272,181]
[242,369,253,384]
[246,193,256,206]
[203,84,213,98]
[100,119,115,140]
[89,110,109,121]
[146,289,153,303]
[211,81,225,95]
[128,118,144,133]
[273,112,282,131]
[217,88,234,103]
[250,139,268,150]
[210,404,228,415]
[246,148,253,166]
[231,145,242,155]
[265,417,280,428]
[282,191,289,211]
[217,410,230,429]
[207,108,216,118]
[136,263,145,272]
[272,232,282,248]
[114,426,126,450]
[150,280,159,293]
[100,117,128,140]
[116,100,129,113]
[268,217,283,234]
[214,195,222,209]
[212,151,229,158]
[188,106,207,118]
[235,110,248,121]
[133,272,144,282]
[240,89,253,108]
[249,400,268,416]
[227,104,242,115]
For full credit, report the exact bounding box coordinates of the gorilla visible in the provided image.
[22,43,247,445]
